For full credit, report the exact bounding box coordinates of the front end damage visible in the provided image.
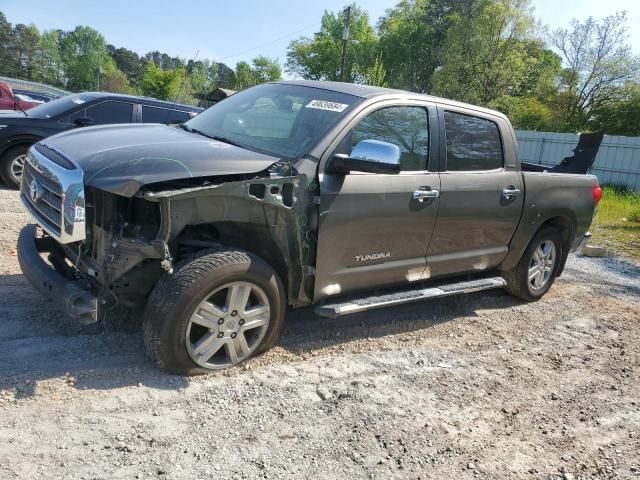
[140,169,317,308]
[18,166,317,323]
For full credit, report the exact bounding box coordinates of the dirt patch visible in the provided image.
[1,187,639,479]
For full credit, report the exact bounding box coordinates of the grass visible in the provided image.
[590,186,640,260]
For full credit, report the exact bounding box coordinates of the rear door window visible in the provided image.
[142,106,193,125]
[83,101,134,125]
[167,110,192,124]
[444,111,503,171]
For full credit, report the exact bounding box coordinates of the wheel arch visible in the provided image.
[0,135,42,159]
[174,221,291,305]
[501,211,576,274]
[536,215,575,276]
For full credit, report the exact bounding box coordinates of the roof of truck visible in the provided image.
[273,80,404,98]
[273,80,508,120]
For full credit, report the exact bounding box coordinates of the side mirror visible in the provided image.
[332,139,401,174]
[74,116,94,127]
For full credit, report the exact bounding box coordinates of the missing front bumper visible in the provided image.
[17,224,98,324]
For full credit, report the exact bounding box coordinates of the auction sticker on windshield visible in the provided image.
[305,100,349,112]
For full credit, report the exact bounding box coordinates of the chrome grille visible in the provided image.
[21,161,63,235]
[19,146,86,244]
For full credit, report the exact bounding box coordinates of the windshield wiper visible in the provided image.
[207,135,244,148]
[181,125,244,148]
[180,123,252,152]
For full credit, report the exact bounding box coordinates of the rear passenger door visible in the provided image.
[426,107,524,278]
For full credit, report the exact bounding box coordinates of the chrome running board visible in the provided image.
[314,277,507,319]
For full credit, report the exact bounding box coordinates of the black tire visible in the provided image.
[0,144,30,189]
[504,227,563,302]
[142,249,286,375]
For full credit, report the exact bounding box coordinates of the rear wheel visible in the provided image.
[143,249,286,375]
[0,145,30,189]
[504,227,563,301]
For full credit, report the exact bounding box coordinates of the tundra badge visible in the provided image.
[355,252,391,262]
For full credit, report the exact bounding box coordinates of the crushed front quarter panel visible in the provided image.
[141,173,318,307]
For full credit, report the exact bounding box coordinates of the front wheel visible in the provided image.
[504,227,563,301]
[0,145,30,189]
[143,249,286,375]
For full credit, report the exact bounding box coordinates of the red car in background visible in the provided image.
[0,82,42,111]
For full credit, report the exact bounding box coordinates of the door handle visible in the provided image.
[502,187,521,199]
[413,188,440,202]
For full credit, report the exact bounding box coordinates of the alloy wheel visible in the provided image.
[10,153,26,185]
[528,240,556,292]
[186,281,270,369]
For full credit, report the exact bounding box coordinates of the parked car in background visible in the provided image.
[0,82,42,112]
[13,93,45,105]
[0,92,203,188]
[16,81,601,374]
[13,90,59,103]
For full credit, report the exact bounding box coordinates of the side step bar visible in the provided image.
[314,276,507,318]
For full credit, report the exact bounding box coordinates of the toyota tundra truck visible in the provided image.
[17,81,601,374]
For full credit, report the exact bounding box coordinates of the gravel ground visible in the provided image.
[0,186,639,479]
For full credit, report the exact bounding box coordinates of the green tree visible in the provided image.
[365,53,388,87]
[12,23,41,80]
[490,95,552,130]
[378,0,469,92]
[0,12,14,76]
[188,59,219,98]
[60,26,108,91]
[550,12,640,130]
[512,40,562,99]
[234,57,282,90]
[234,61,255,90]
[107,45,144,86]
[432,0,541,105]
[139,62,183,100]
[216,62,237,89]
[588,83,640,136]
[251,56,281,83]
[35,29,64,86]
[100,58,132,93]
[286,4,378,82]
[145,51,184,71]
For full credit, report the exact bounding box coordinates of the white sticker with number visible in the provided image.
[305,99,349,112]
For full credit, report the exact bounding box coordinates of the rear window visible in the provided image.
[29,94,94,119]
[444,111,503,171]
[143,106,192,125]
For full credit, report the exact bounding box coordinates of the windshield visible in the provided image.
[27,94,94,119]
[184,84,360,161]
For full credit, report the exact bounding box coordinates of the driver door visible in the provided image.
[314,102,441,300]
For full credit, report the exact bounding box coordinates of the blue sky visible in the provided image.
[1,0,638,71]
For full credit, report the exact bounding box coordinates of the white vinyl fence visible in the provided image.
[515,130,640,191]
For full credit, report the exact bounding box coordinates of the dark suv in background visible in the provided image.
[0,92,202,188]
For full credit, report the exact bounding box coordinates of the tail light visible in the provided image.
[592,185,603,205]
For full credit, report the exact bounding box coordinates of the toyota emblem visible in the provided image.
[29,179,43,203]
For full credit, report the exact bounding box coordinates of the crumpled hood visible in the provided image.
[39,123,280,197]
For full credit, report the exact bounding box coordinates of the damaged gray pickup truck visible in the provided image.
[17,81,602,374]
